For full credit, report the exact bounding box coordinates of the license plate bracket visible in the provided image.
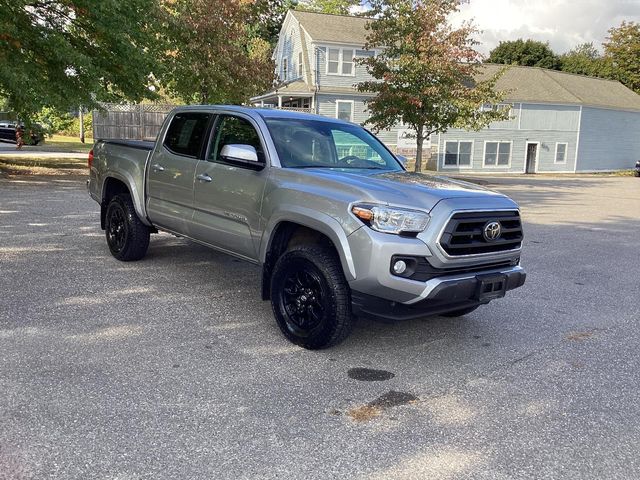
[475,273,508,301]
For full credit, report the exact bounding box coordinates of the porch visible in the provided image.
[251,80,315,114]
[254,95,314,114]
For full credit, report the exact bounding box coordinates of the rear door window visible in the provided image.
[163,112,212,158]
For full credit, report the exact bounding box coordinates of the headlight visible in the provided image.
[351,204,430,235]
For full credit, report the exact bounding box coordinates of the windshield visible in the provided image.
[264,118,403,171]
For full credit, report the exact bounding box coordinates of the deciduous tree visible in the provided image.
[560,43,604,77]
[162,0,275,104]
[603,21,640,93]
[251,0,299,47]
[357,0,508,171]
[0,0,163,120]
[299,0,361,15]
[487,39,561,70]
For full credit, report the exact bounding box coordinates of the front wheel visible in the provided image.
[270,245,353,349]
[104,194,150,261]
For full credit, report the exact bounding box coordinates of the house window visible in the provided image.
[444,141,473,167]
[282,58,288,79]
[555,142,568,163]
[327,47,355,76]
[355,49,374,58]
[342,49,353,75]
[336,100,353,122]
[484,141,511,166]
[481,103,512,115]
[298,52,303,77]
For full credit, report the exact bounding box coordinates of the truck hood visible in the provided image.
[295,168,506,211]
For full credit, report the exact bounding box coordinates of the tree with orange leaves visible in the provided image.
[162,0,276,104]
[357,0,508,171]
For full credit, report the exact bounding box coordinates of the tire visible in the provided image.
[270,245,353,349]
[440,306,479,317]
[104,194,150,261]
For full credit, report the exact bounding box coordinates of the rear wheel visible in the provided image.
[440,306,479,317]
[270,245,353,349]
[105,194,150,261]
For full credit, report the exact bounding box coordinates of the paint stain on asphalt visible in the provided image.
[347,405,382,422]
[346,391,419,423]
[347,367,395,381]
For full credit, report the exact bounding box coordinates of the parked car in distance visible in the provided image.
[0,122,44,145]
[88,106,526,349]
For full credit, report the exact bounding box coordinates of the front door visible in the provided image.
[525,143,538,174]
[146,111,212,234]
[190,114,269,261]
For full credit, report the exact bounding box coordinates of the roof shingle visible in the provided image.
[292,10,371,46]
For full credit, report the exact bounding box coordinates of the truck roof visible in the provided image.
[172,104,351,125]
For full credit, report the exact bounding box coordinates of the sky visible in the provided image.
[449,0,640,55]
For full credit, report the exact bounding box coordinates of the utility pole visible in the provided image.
[79,106,85,143]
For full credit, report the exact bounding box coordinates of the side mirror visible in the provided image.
[396,155,408,167]
[220,144,265,170]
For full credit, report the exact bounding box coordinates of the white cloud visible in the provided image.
[450,0,640,56]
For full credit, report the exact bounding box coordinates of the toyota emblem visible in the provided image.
[483,221,501,241]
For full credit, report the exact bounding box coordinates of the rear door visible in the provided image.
[146,111,213,234]
[190,114,269,261]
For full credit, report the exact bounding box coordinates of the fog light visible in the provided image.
[392,260,407,274]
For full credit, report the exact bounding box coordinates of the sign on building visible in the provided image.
[397,129,431,150]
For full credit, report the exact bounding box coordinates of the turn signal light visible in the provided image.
[352,206,374,221]
[88,149,94,169]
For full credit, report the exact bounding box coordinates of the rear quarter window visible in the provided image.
[163,112,212,157]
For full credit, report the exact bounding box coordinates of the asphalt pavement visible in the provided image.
[1,173,639,479]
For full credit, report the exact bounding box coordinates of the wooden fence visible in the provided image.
[92,103,176,140]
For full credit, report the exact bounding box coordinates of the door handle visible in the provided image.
[196,173,213,183]
[152,163,165,172]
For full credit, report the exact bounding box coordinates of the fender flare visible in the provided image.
[101,170,151,227]
[260,206,357,281]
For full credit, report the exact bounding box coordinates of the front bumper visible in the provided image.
[344,196,526,318]
[352,266,526,321]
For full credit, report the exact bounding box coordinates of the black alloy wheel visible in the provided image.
[270,245,353,349]
[104,194,150,261]
[106,203,127,255]
[280,265,327,337]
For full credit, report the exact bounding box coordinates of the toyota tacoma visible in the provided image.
[87,106,526,349]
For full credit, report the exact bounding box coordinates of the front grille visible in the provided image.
[439,211,523,256]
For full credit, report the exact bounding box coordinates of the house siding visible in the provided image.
[437,129,577,173]
[275,15,304,83]
[316,94,402,147]
[317,94,369,123]
[519,104,580,131]
[576,107,640,171]
[434,103,579,173]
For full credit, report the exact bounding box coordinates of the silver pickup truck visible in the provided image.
[88,106,526,349]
